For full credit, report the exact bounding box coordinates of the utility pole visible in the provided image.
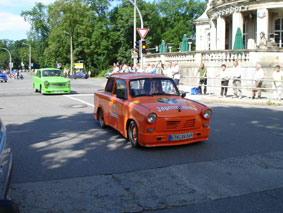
[0,47,12,74]
[64,31,73,75]
[133,0,137,67]
[23,43,31,72]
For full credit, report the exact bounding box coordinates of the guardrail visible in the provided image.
[181,75,283,100]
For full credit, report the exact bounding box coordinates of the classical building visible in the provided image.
[195,0,283,50]
[143,0,283,97]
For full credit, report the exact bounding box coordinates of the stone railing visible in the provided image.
[144,49,283,67]
[144,49,283,93]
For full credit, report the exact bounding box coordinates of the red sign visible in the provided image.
[137,28,149,40]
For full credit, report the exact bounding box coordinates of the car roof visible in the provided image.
[110,73,170,80]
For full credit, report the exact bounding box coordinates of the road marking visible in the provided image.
[64,95,94,107]
[66,94,93,97]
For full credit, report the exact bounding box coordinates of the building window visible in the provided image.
[275,18,283,47]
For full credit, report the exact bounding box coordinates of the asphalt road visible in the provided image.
[1,73,283,212]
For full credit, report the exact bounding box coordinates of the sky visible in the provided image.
[0,0,154,41]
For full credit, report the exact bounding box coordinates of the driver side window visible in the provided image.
[114,79,127,100]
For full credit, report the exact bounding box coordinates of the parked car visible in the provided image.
[0,72,8,83]
[72,71,88,79]
[0,119,19,212]
[94,73,212,148]
[33,68,71,94]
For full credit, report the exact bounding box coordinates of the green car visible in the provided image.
[33,68,71,94]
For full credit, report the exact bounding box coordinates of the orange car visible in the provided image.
[94,73,212,147]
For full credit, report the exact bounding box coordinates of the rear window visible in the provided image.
[105,77,115,93]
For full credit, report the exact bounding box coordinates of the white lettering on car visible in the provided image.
[156,106,195,112]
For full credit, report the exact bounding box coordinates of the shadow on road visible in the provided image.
[6,105,283,184]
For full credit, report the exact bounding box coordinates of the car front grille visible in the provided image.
[166,119,195,130]
[183,119,195,128]
[49,84,66,87]
[166,121,181,129]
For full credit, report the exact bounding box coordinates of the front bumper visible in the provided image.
[42,87,71,94]
[138,127,210,147]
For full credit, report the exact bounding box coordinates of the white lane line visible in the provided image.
[66,94,93,97]
[64,95,94,107]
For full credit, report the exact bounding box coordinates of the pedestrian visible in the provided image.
[172,62,180,88]
[164,62,174,78]
[272,65,283,100]
[88,70,91,78]
[160,64,166,75]
[145,64,152,73]
[136,64,143,72]
[216,64,230,97]
[231,61,242,98]
[252,64,264,99]
[197,63,207,95]
[151,64,157,74]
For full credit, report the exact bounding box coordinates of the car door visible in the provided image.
[33,70,40,90]
[113,79,128,133]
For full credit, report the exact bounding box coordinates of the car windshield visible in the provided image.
[42,70,62,77]
[129,78,179,97]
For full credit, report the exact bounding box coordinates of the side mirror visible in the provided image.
[181,92,187,98]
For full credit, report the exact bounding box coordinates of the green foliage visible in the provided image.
[0,0,205,75]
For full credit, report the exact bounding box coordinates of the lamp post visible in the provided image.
[23,43,31,72]
[0,47,12,74]
[188,38,192,51]
[64,31,73,75]
[124,0,144,69]
[21,53,27,69]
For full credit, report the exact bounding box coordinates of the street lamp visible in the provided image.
[0,47,12,74]
[188,38,192,51]
[23,43,31,72]
[123,0,144,69]
[21,53,27,69]
[167,43,174,52]
[64,31,73,75]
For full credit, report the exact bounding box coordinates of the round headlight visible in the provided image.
[147,113,157,123]
[203,109,212,119]
[44,80,49,85]
[67,80,71,84]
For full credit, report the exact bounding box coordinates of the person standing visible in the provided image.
[164,62,174,78]
[231,61,242,98]
[172,62,180,87]
[272,65,283,100]
[216,64,230,97]
[197,63,207,95]
[252,64,264,99]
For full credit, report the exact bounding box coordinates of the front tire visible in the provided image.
[98,108,106,128]
[33,84,38,92]
[128,121,139,148]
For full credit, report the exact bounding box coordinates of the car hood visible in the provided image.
[42,77,68,83]
[132,96,200,118]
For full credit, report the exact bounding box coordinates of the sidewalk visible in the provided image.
[180,85,282,106]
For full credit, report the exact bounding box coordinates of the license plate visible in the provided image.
[169,132,193,141]
[53,90,63,93]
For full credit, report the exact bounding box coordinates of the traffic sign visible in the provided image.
[137,28,149,40]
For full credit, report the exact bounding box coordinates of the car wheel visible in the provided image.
[128,121,139,148]
[33,84,38,92]
[98,108,106,128]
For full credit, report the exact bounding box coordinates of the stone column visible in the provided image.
[210,20,217,50]
[232,12,243,48]
[257,8,269,45]
[217,16,226,50]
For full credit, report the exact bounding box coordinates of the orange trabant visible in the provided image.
[94,73,212,147]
